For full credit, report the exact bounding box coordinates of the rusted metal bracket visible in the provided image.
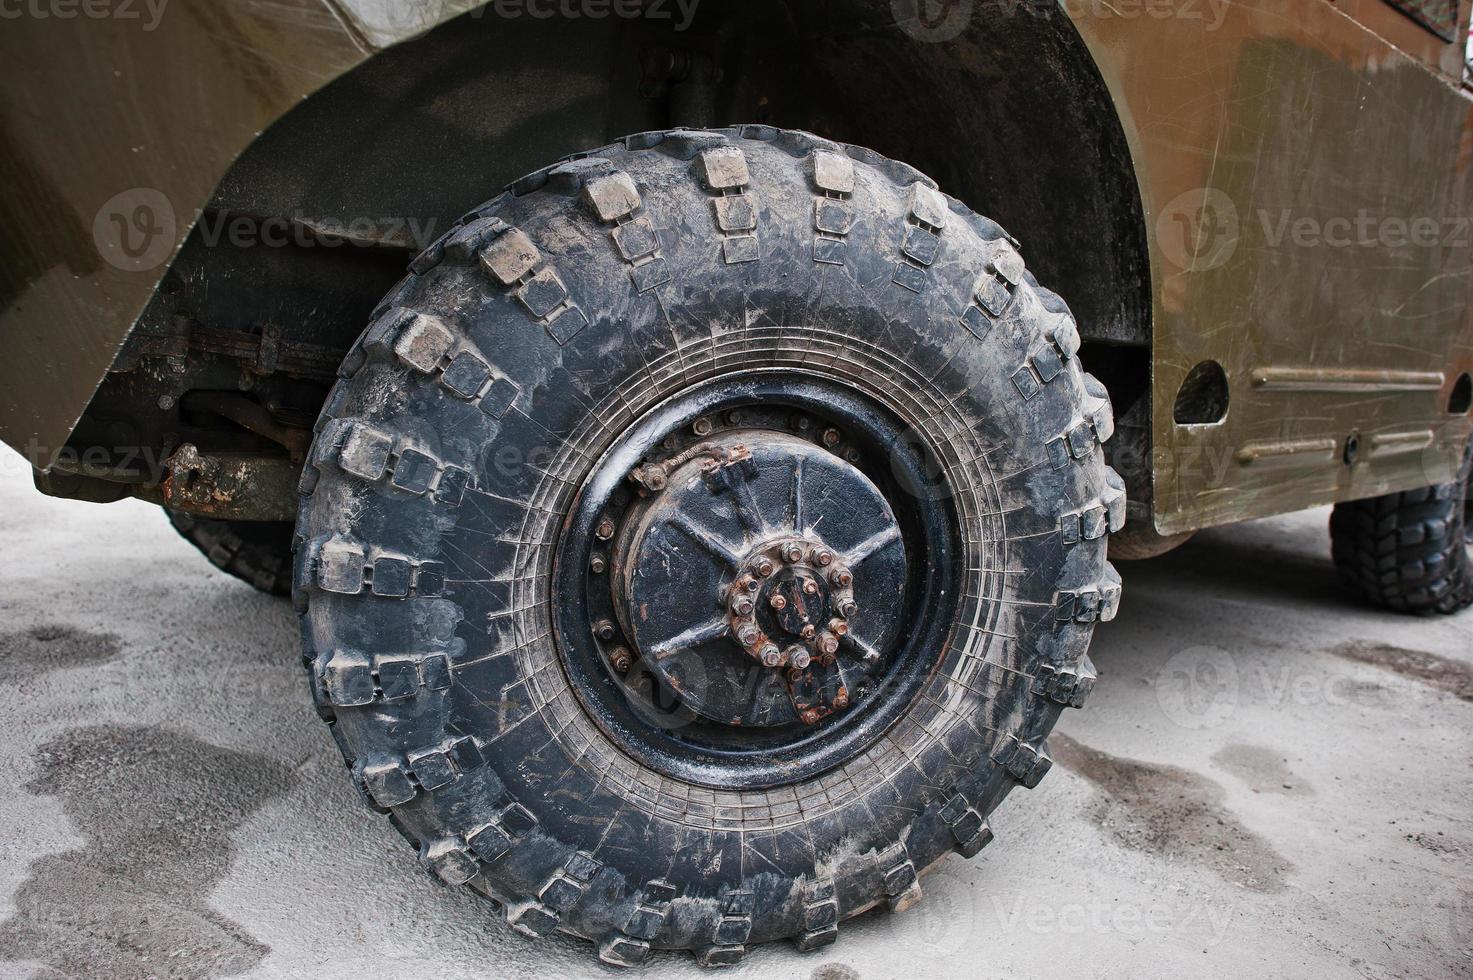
[161,444,301,522]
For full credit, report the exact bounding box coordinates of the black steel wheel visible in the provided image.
[295,127,1123,966]
[167,510,293,597]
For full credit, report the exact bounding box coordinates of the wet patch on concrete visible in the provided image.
[1326,641,1473,703]
[0,725,296,979]
[1,625,122,687]
[811,964,862,980]
[1051,733,1289,893]
[1211,743,1313,796]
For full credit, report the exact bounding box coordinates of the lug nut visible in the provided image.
[822,427,841,447]
[791,650,812,669]
[595,518,615,540]
[595,619,618,641]
[692,417,713,437]
[833,689,849,710]
[818,634,839,656]
[828,618,850,636]
[590,554,607,574]
[769,594,788,610]
[753,557,775,578]
[610,648,633,673]
[840,600,859,618]
[813,549,834,567]
[782,544,803,563]
[738,625,760,646]
[732,596,755,616]
[802,579,820,596]
[761,645,782,667]
[830,569,853,588]
[800,624,817,641]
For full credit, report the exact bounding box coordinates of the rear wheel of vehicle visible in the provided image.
[1329,438,1473,615]
[294,127,1123,965]
[167,510,293,597]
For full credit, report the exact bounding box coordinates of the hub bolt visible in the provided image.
[595,619,618,641]
[590,554,607,574]
[828,618,850,636]
[595,518,616,540]
[818,634,840,656]
[692,417,713,437]
[833,689,850,710]
[840,600,859,618]
[812,549,834,567]
[802,579,820,596]
[792,414,812,432]
[782,543,803,563]
[610,647,633,673]
[792,650,812,669]
[830,569,853,588]
[726,409,744,425]
[732,596,755,616]
[800,624,817,641]
[738,625,760,645]
[822,427,841,447]
[761,645,783,667]
[753,557,775,578]
[769,594,788,610]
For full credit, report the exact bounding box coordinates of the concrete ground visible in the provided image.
[0,457,1469,980]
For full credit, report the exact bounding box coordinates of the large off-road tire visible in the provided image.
[1330,438,1473,615]
[293,127,1123,966]
[167,510,293,597]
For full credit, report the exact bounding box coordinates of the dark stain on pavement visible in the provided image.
[1211,742,1313,796]
[1326,641,1473,703]
[1051,733,1289,893]
[1,625,122,686]
[0,725,296,979]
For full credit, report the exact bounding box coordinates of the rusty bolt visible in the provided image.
[590,554,607,574]
[788,668,805,683]
[732,596,755,616]
[645,470,667,491]
[595,619,618,641]
[792,414,812,432]
[840,600,859,619]
[833,689,849,710]
[791,650,812,669]
[595,518,616,540]
[738,625,760,646]
[726,409,744,425]
[753,557,775,578]
[828,618,850,636]
[782,543,803,563]
[821,653,837,667]
[830,569,853,588]
[800,708,821,725]
[802,579,820,596]
[769,593,788,611]
[813,549,834,567]
[692,417,713,437]
[818,634,840,656]
[761,645,783,667]
[746,576,761,592]
[610,647,633,673]
[822,427,841,447]
[800,624,817,641]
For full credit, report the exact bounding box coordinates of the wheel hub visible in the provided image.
[609,430,905,728]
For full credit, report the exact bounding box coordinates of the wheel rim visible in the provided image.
[551,371,962,790]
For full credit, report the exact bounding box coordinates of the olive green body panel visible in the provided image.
[0,0,480,464]
[1074,1,1473,533]
[2,0,1471,535]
